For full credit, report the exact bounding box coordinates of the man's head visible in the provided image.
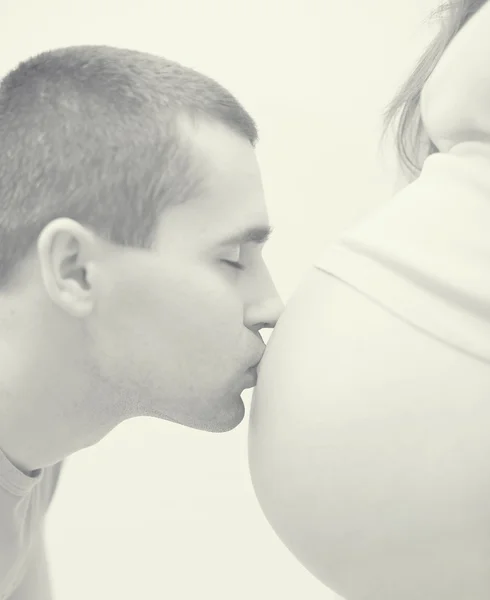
[0,46,282,451]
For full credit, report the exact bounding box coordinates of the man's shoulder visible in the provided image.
[0,459,63,599]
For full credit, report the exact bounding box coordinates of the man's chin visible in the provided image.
[149,395,246,433]
[189,396,246,433]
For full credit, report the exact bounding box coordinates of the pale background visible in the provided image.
[2,1,439,598]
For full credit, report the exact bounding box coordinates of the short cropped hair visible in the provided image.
[0,45,258,288]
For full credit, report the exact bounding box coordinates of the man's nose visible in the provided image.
[245,270,285,332]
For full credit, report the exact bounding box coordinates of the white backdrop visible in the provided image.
[2,1,440,598]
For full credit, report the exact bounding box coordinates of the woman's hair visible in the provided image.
[383,0,488,180]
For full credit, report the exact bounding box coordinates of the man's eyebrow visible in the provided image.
[217,225,274,246]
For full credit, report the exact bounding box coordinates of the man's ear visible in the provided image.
[37,218,98,318]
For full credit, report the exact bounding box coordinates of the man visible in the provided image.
[0,45,283,599]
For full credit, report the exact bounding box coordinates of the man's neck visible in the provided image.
[0,383,70,473]
[0,339,98,473]
[0,292,102,472]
